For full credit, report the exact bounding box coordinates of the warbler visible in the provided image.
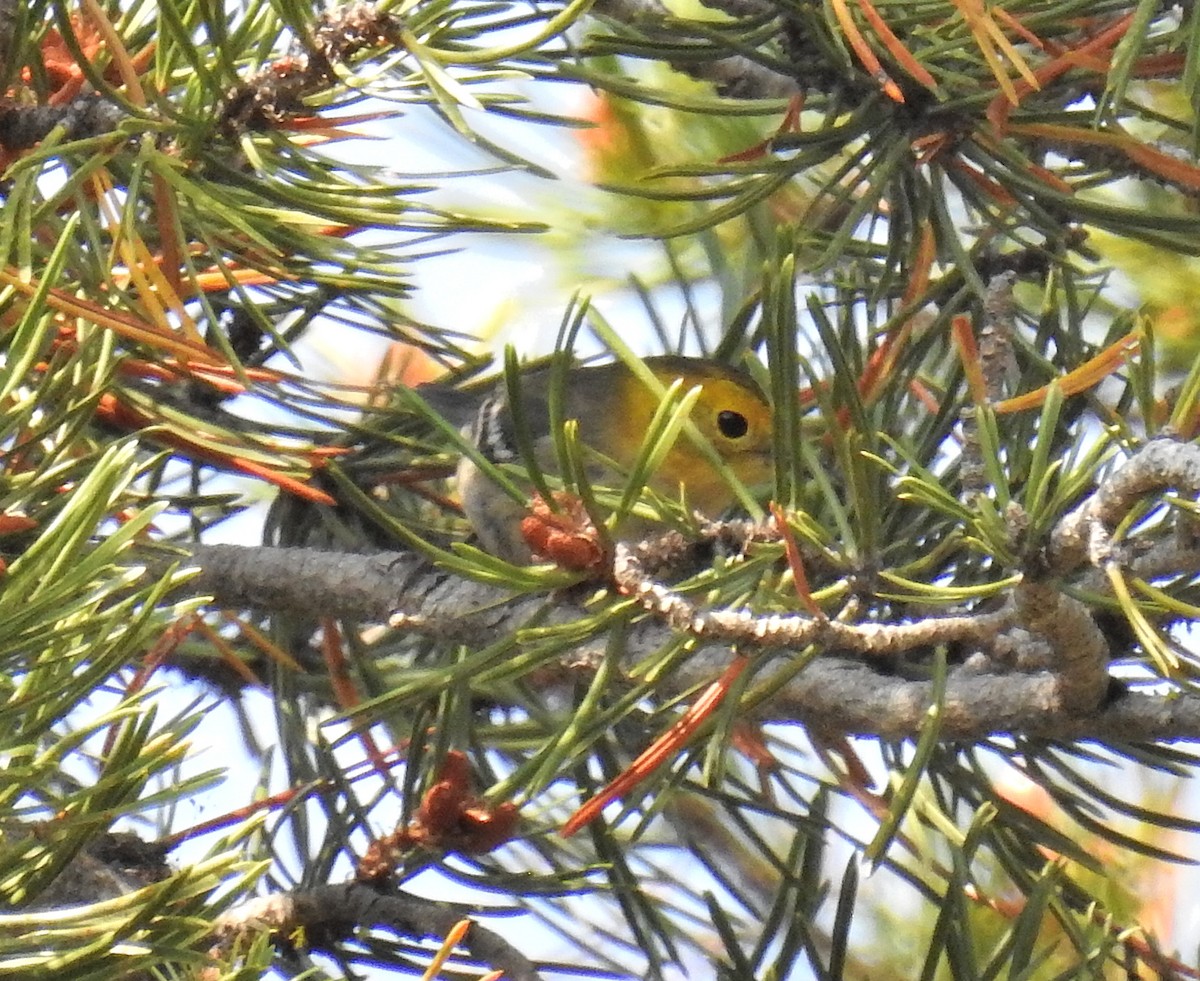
[418,355,774,563]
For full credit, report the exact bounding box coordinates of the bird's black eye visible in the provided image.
[717,409,749,439]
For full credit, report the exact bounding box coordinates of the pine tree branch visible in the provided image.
[747,658,1196,742]
[590,0,801,99]
[211,882,543,981]
[1050,438,1200,572]
[181,535,1200,739]
[0,97,129,151]
[23,832,171,911]
[180,439,1200,743]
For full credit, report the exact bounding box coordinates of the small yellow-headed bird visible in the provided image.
[420,356,774,563]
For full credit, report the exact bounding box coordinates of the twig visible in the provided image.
[211,882,542,981]
[590,0,801,100]
[1050,438,1200,572]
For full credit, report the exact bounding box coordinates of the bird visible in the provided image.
[416,355,774,564]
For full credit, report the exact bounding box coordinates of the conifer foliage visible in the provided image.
[3,1,1200,978]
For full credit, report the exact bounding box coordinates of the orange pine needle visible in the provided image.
[829,0,905,102]
[1020,159,1076,197]
[771,502,823,618]
[0,268,224,365]
[857,319,915,406]
[160,780,333,848]
[908,378,945,417]
[321,618,363,709]
[560,654,751,837]
[996,332,1139,414]
[226,615,304,673]
[853,0,938,93]
[812,732,876,794]
[90,169,202,344]
[191,618,269,688]
[421,920,472,981]
[105,613,202,756]
[904,224,937,306]
[38,18,104,105]
[108,354,289,392]
[227,456,336,505]
[991,7,1047,51]
[1006,121,1200,192]
[321,618,391,778]
[987,12,1134,132]
[911,130,955,166]
[79,0,146,105]
[945,158,1019,207]
[113,358,246,395]
[951,315,989,404]
[151,172,186,302]
[719,93,805,164]
[288,111,396,131]
[94,392,337,505]
[730,721,779,779]
[189,268,286,292]
[1131,51,1186,78]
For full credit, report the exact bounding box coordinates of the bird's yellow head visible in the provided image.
[607,356,774,515]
